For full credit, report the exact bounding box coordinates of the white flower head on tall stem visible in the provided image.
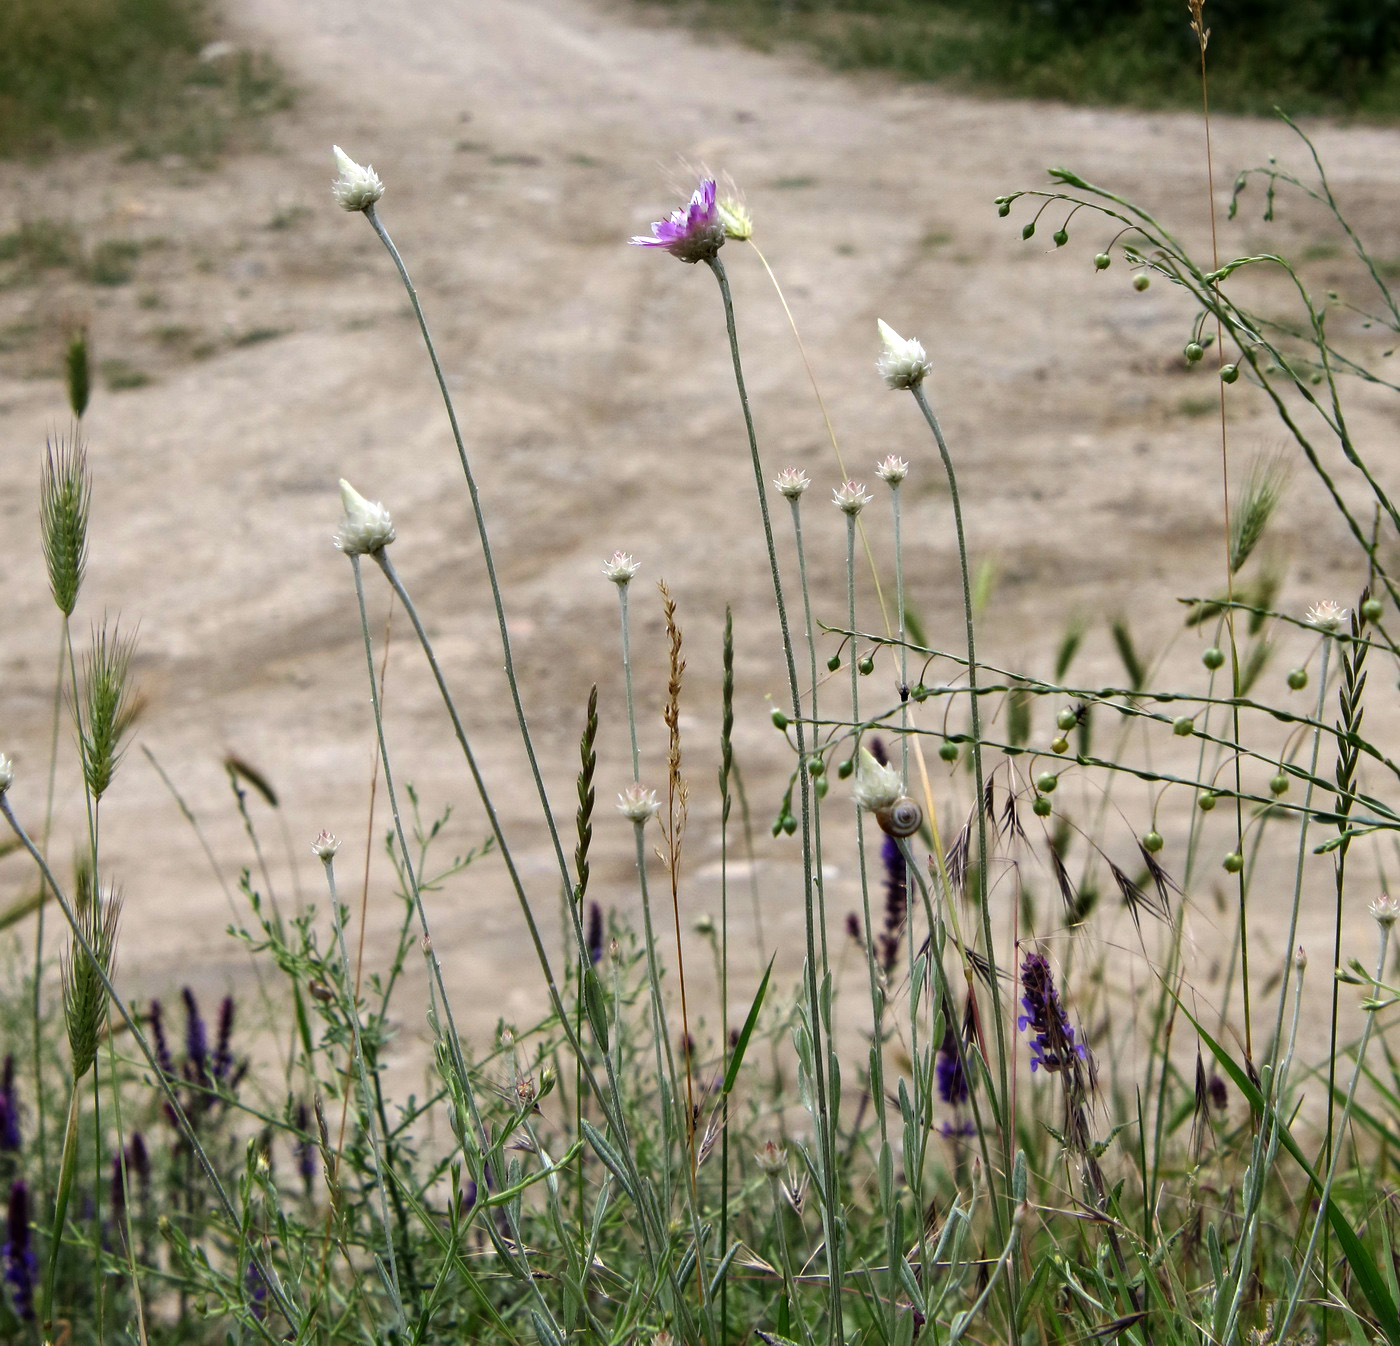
[1306,600,1348,634]
[833,480,872,516]
[602,551,640,586]
[876,319,932,390]
[851,747,904,814]
[331,146,384,212]
[311,831,340,862]
[773,467,811,500]
[1370,894,1399,928]
[876,455,909,486]
[616,784,661,824]
[0,754,12,794]
[334,479,396,556]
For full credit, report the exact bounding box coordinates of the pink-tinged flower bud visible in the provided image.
[772,467,811,500]
[832,480,873,515]
[876,319,931,390]
[1370,894,1399,928]
[616,785,661,824]
[602,551,640,585]
[311,831,340,862]
[330,146,384,212]
[875,455,908,485]
[333,479,395,556]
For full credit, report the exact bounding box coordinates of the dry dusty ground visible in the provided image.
[2,0,1399,1084]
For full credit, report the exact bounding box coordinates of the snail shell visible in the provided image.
[875,796,923,838]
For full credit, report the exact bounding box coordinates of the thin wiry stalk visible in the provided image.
[0,797,298,1340]
[321,852,407,1332]
[617,581,641,782]
[703,252,840,1342]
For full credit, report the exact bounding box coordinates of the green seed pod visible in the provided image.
[1221,363,1239,384]
[1022,221,1036,240]
[1362,598,1384,622]
[911,683,930,702]
[837,758,854,780]
[1133,274,1150,291]
[1222,851,1244,873]
[1198,792,1217,812]
[1050,735,1069,755]
[1287,667,1308,691]
[1056,707,1078,731]
[998,202,1011,218]
[827,653,841,672]
[1035,772,1057,794]
[781,813,798,836]
[1142,830,1164,853]
[815,776,829,799]
[771,708,789,730]
[1172,715,1194,736]
[938,741,959,763]
[1032,796,1053,818]
[1184,342,1204,363]
[1052,227,1068,247]
[1269,773,1289,796]
[1202,646,1225,670]
[858,656,874,676]
[1093,253,1111,271]
[807,757,824,777]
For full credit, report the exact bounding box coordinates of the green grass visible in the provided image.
[634,0,1400,118]
[0,0,291,159]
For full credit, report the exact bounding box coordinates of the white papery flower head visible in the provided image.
[876,319,932,390]
[1370,894,1400,928]
[311,831,341,862]
[602,551,641,585]
[616,784,661,824]
[851,748,904,814]
[334,479,396,555]
[875,455,909,485]
[773,468,811,500]
[1306,600,1348,633]
[331,146,385,212]
[0,755,12,793]
[832,480,873,516]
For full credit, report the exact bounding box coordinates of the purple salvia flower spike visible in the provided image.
[935,1021,969,1107]
[628,179,725,264]
[148,1000,174,1079]
[1018,950,1087,1075]
[182,987,209,1086]
[213,995,236,1083]
[0,1055,18,1152]
[128,1132,150,1189]
[4,1181,35,1322]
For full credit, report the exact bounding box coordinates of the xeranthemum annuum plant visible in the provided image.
[5,105,1400,1346]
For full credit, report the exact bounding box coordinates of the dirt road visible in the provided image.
[2,0,1397,1069]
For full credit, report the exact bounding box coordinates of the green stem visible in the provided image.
[42,1084,81,1333]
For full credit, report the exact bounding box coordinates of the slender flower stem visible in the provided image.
[322,855,407,1329]
[618,584,640,781]
[0,797,299,1339]
[704,252,840,1341]
[908,383,1012,1231]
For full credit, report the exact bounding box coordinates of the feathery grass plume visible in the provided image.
[40,432,90,618]
[575,686,597,902]
[76,621,140,800]
[1229,453,1289,574]
[65,330,90,419]
[61,883,121,1079]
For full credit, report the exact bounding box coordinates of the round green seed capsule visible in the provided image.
[1185,342,1204,363]
[815,776,829,799]
[1202,646,1225,670]
[781,813,798,836]
[911,684,930,702]
[1036,772,1058,794]
[1142,830,1164,853]
[858,656,875,676]
[1133,274,1150,291]
[1173,715,1194,736]
[1053,228,1068,247]
[1270,773,1289,796]
[1056,707,1078,731]
[1287,667,1308,691]
[938,741,959,763]
[1362,598,1384,622]
[1022,221,1036,240]
[1051,735,1069,754]
[1198,792,1217,812]
[837,758,854,780]
[1094,253,1111,271]
[827,654,841,672]
[1221,363,1239,384]
[998,202,1011,217]
[807,757,824,777]
[1223,851,1244,873]
[771,708,789,730]
[1032,796,1053,818]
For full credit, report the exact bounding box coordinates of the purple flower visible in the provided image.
[294,1103,316,1194]
[935,1022,968,1107]
[586,901,604,967]
[629,180,725,263]
[0,1056,20,1152]
[245,1259,268,1321]
[128,1132,150,1190]
[1018,950,1087,1075]
[878,834,908,974]
[213,995,236,1083]
[182,987,208,1087]
[5,1181,35,1322]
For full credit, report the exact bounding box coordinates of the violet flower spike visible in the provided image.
[1018,950,1087,1074]
[4,1181,34,1322]
[629,179,726,264]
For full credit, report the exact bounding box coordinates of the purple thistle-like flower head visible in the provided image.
[5,1181,35,1322]
[1018,950,1087,1075]
[629,180,725,264]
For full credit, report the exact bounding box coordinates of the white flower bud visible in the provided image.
[1306,600,1348,633]
[616,784,661,824]
[0,755,12,793]
[311,831,340,862]
[602,551,640,585]
[1370,894,1399,928]
[876,455,909,485]
[851,748,904,814]
[876,319,932,390]
[773,468,811,500]
[334,478,395,556]
[331,146,384,212]
[832,480,873,515]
